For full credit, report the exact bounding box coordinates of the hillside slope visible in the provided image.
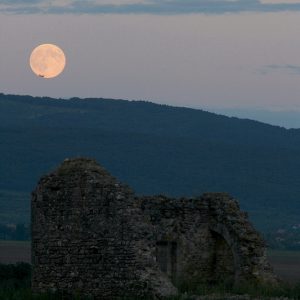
[0,93,299,243]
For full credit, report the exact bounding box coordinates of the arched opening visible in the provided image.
[208,230,235,286]
[156,241,177,284]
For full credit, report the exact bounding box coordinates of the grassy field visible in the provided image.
[0,190,30,225]
[0,241,300,284]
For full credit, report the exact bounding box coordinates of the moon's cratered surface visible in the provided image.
[29,44,66,79]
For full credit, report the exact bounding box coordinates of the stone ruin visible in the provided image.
[31,158,277,299]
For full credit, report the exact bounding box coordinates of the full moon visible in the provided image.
[29,43,66,79]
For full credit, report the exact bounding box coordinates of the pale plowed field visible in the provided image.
[0,241,299,283]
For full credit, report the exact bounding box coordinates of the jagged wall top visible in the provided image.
[55,158,117,182]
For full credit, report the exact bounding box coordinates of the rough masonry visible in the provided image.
[31,158,277,299]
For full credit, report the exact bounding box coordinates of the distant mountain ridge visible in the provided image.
[0,93,299,244]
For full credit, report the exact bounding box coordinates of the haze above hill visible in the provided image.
[208,107,300,129]
[0,93,299,239]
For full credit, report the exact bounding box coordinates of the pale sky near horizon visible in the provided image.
[2,0,300,114]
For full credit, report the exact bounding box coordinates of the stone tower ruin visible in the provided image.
[31,158,276,299]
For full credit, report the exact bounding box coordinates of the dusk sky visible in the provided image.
[2,0,300,121]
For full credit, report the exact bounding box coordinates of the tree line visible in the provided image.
[0,224,30,241]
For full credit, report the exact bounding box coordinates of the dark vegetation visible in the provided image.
[178,281,300,299]
[0,263,30,290]
[0,264,299,299]
[0,93,300,248]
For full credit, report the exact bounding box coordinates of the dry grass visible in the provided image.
[267,250,300,284]
[0,241,31,264]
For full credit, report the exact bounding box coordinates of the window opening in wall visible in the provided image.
[209,230,235,286]
[156,241,177,282]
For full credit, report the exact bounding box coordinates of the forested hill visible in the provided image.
[1,93,300,244]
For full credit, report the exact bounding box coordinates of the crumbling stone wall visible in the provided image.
[31,158,176,299]
[138,194,275,289]
[31,158,276,299]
